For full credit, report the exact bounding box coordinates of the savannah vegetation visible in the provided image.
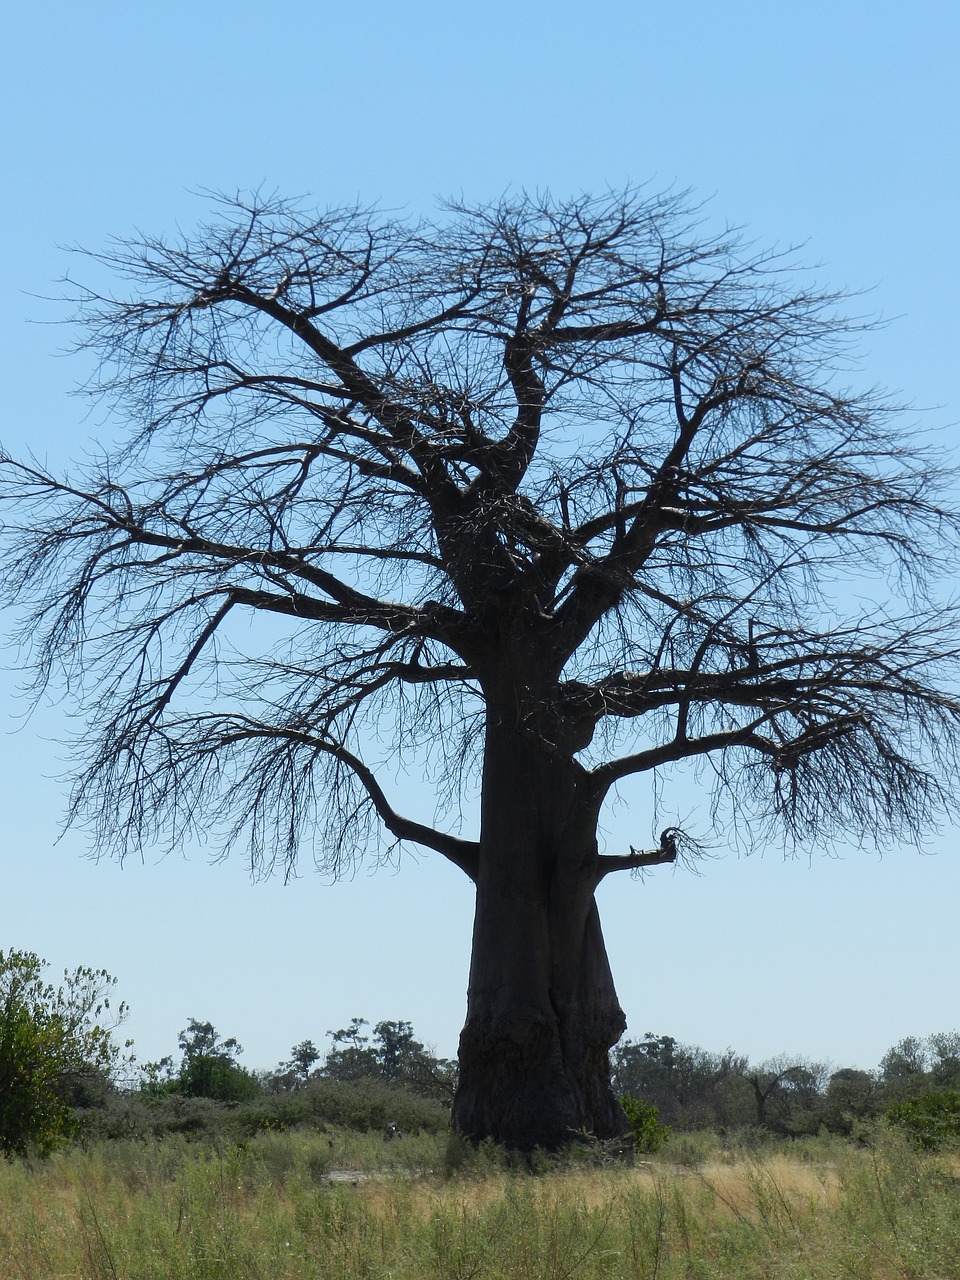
[3,188,960,1150]
[3,949,959,1156]
[71,1024,960,1157]
[4,951,960,1275]
[2,1109,960,1278]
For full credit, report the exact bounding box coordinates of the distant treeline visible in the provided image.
[71,1016,458,1149]
[86,1018,959,1149]
[4,931,959,1157]
[104,1016,960,1138]
[135,1015,456,1106]
[612,1030,960,1138]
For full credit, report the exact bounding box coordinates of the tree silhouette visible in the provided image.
[3,188,959,1148]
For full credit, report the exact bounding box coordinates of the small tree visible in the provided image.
[4,188,960,1149]
[286,1039,322,1080]
[822,1068,879,1136]
[879,1036,930,1099]
[928,1032,960,1089]
[322,1018,379,1082]
[878,1030,960,1101]
[322,1017,457,1101]
[0,949,130,1156]
[739,1057,827,1131]
[772,1061,829,1136]
[173,1018,261,1102]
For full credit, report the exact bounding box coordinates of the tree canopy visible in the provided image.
[3,187,959,1148]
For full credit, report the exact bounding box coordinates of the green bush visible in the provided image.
[179,1056,262,1103]
[0,949,129,1157]
[76,1092,235,1144]
[620,1095,671,1153]
[886,1090,960,1151]
[78,1075,452,1147]
[237,1076,450,1138]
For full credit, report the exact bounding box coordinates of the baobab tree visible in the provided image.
[3,189,959,1149]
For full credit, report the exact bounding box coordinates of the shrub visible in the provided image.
[236,1076,450,1138]
[0,949,130,1157]
[621,1095,671,1153]
[886,1090,960,1151]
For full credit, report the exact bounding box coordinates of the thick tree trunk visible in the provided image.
[452,715,631,1151]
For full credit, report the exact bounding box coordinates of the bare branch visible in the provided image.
[3,185,958,881]
[596,826,710,880]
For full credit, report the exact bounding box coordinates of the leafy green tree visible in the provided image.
[322,1018,379,1082]
[880,1035,927,1083]
[286,1039,322,1080]
[887,1091,960,1151]
[739,1057,828,1132]
[322,1017,457,1101]
[768,1062,829,1135]
[0,949,130,1156]
[172,1018,261,1102]
[372,1019,458,1101]
[879,1035,932,1102]
[374,1020,422,1083]
[927,1033,960,1089]
[267,1038,324,1092]
[877,1031,960,1104]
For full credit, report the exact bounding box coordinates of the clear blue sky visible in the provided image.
[2,0,958,1076]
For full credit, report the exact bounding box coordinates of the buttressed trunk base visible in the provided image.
[452,723,630,1150]
[453,896,630,1151]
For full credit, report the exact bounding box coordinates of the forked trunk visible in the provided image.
[452,717,631,1151]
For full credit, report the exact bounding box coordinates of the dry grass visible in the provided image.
[689,1154,839,1218]
[0,1130,958,1278]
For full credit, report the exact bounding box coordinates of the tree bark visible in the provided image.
[452,714,631,1150]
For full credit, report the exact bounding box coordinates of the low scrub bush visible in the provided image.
[76,1075,451,1148]
[621,1095,671,1153]
[886,1089,960,1150]
[75,1092,235,1144]
[236,1076,450,1138]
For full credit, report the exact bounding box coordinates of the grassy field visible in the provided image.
[1,1128,959,1279]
